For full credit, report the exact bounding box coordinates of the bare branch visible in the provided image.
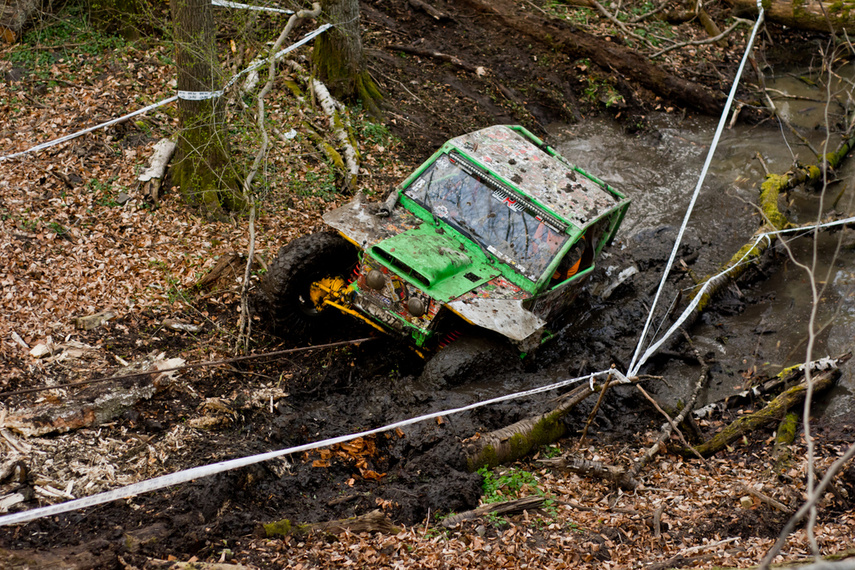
[651,18,751,59]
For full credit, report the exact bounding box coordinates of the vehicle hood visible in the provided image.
[370,225,500,302]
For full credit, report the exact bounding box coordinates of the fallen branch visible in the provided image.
[440,496,545,528]
[630,345,708,477]
[684,367,842,458]
[538,455,639,490]
[408,0,450,20]
[737,483,793,513]
[386,44,486,76]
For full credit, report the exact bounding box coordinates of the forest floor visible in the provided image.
[1,0,854,568]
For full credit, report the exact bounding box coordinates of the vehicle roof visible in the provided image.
[446,125,621,230]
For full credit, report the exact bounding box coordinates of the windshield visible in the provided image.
[404,153,568,280]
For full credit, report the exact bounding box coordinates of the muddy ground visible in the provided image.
[1,0,853,567]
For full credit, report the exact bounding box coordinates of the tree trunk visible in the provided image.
[313,0,382,115]
[725,0,855,34]
[0,0,38,40]
[171,0,240,216]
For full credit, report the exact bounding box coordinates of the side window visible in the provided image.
[550,238,586,287]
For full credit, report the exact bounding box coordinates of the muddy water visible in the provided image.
[548,71,855,418]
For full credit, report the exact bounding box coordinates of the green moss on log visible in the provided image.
[685,370,838,458]
[263,518,292,537]
[775,411,798,446]
[465,384,596,471]
[759,174,793,230]
[284,80,304,100]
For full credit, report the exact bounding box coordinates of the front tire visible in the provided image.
[261,232,358,342]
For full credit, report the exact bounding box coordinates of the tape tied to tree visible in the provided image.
[177,90,225,101]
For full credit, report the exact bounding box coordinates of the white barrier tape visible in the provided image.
[212,0,293,13]
[627,5,766,376]
[178,90,225,100]
[220,23,331,94]
[0,24,331,162]
[0,96,178,162]
[629,215,855,375]
[0,368,621,527]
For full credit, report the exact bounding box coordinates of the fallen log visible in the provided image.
[463,382,595,471]
[440,496,545,528]
[690,125,855,315]
[725,0,855,34]
[262,509,399,538]
[138,138,176,203]
[460,0,732,117]
[463,372,637,471]
[683,367,841,458]
[1,354,184,437]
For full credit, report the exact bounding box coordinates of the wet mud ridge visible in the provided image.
[0,218,704,563]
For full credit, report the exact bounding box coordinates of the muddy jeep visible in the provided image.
[263,125,629,362]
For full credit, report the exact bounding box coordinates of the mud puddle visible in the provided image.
[547,67,855,416]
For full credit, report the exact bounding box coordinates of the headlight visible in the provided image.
[407,296,426,317]
[366,269,386,290]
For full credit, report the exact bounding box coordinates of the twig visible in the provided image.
[237,2,323,352]
[579,369,613,444]
[653,503,665,538]
[588,0,655,50]
[738,484,793,513]
[750,56,820,158]
[651,18,750,59]
[755,151,770,176]
[629,336,709,478]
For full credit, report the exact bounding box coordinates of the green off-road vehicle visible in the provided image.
[262,125,629,366]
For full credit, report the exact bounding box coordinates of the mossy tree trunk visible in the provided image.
[171,0,240,217]
[313,0,382,116]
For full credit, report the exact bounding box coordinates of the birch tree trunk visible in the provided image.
[313,0,382,115]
